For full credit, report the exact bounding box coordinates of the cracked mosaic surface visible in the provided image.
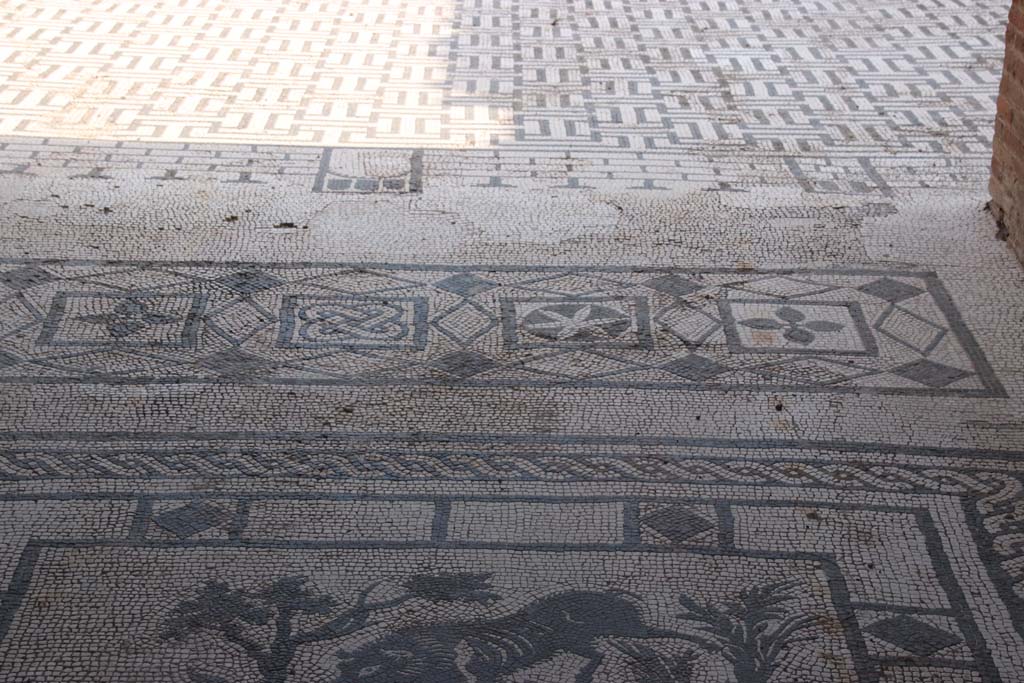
[0,0,1023,681]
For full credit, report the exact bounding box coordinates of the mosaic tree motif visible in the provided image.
[163,573,500,683]
[675,579,819,683]
[332,590,680,683]
[608,640,698,683]
[165,574,822,683]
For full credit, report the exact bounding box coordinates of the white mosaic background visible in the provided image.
[0,0,1022,681]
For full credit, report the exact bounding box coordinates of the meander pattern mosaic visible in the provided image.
[0,0,1024,681]
[0,0,1007,194]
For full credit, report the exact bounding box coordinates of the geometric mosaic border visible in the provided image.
[0,432,1022,682]
[0,260,1005,396]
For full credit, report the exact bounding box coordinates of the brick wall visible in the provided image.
[992,0,1024,262]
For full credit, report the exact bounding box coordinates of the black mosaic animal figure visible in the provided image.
[333,590,677,683]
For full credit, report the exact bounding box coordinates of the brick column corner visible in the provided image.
[992,0,1024,263]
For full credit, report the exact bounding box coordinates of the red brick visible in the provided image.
[991,0,1024,263]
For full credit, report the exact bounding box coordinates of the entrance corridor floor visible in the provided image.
[0,0,1023,681]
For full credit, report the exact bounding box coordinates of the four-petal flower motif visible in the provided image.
[64,293,853,354]
[76,300,182,339]
[521,303,631,342]
[738,306,845,345]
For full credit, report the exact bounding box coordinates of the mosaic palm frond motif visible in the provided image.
[0,433,1020,682]
[162,572,828,683]
[0,0,1020,681]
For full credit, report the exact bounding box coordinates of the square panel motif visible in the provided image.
[500,296,653,350]
[719,299,878,356]
[38,292,205,349]
[0,262,1003,397]
[277,295,428,350]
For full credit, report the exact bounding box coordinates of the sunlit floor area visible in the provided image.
[1,0,1023,681]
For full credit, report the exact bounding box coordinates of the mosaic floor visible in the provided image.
[1,0,1024,681]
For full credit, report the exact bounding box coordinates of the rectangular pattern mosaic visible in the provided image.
[0,260,1002,395]
[0,457,1021,682]
[0,542,862,682]
[1,430,1023,682]
[312,148,424,194]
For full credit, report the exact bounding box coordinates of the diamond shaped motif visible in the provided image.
[432,301,497,344]
[434,273,499,297]
[199,349,275,377]
[152,502,231,539]
[1,265,54,290]
[655,304,720,345]
[207,299,277,344]
[858,277,924,303]
[663,355,729,381]
[864,614,962,657]
[641,505,715,544]
[892,359,970,388]
[430,351,497,378]
[520,349,640,379]
[215,270,284,295]
[644,274,702,298]
[876,307,945,354]
[734,276,832,298]
[758,359,850,385]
